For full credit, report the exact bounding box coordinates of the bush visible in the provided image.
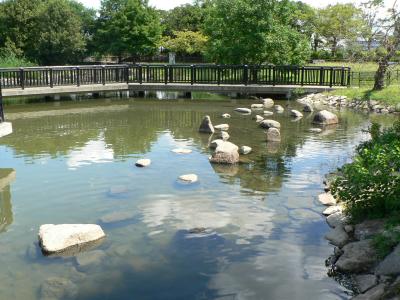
[331,121,400,222]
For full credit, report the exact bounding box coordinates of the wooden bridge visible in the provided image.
[0,64,351,127]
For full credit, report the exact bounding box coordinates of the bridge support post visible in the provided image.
[0,84,12,138]
[183,92,192,99]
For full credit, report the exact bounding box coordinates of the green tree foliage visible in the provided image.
[161,31,208,55]
[94,0,162,61]
[161,2,207,36]
[316,4,366,57]
[331,121,400,221]
[0,0,90,65]
[203,0,311,65]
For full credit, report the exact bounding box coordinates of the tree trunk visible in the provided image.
[331,37,337,58]
[373,59,389,90]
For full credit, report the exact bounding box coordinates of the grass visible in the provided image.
[308,61,400,73]
[0,55,35,68]
[325,85,400,106]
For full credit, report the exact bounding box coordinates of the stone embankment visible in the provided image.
[320,177,400,299]
[297,93,400,115]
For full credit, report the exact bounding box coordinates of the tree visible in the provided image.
[317,4,365,57]
[203,0,311,65]
[94,0,162,61]
[30,0,86,65]
[161,2,207,36]
[370,0,400,90]
[160,31,208,55]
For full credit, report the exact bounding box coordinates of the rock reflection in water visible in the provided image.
[0,169,15,234]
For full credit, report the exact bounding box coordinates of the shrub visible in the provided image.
[331,121,400,222]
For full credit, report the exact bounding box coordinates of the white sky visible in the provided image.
[79,0,396,11]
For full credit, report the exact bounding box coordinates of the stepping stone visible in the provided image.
[172,148,192,154]
[178,174,198,183]
[135,159,151,167]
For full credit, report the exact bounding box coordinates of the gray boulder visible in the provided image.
[335,240,378,273]
[325,225,349,247]
[354,219,385,241]
[199,115,215,133]
[352,284,386,300]
[209,141,240,164]
[326,212,348,228]
[40,277,78,300]
[266,128,281,142]
[354,274,378,293]
[260,119,281,129]
[312,110,339,125]
[375,244,400,276]
[303,103,314,112]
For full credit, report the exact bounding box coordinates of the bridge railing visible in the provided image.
[0,64,351,89]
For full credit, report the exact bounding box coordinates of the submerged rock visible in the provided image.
[266,128,281,142]
[214,124,229,131]
[199,115,215,134]
[40,277,78,300]
[309,128,322,133]
[178,174,198,184]
[39,224,106,254]
[239,146,252,155]
[100,211,135,224]
[260,119,281,129]
[76,250,106,271]
[335,239,378,273]
[135,159,151,167]
[234,108,251,114]
[171,148,192,154]
[209,141,239,164]
[312,110,339,125]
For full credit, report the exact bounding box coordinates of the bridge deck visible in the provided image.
[2,83,342,98]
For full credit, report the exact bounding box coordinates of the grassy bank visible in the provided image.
[326,86,400,105]
[0,55,35,68]
[308,61,400,73]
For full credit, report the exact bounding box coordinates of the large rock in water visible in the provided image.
[266,128,281,142]
[209,141,239,164]
[234,108,251,114]
[335,240,378,273]
[290,110,303,118]
[39,224,106,254]
[260,119,281,129]
[199,115,215,133]
[312,110,339,125]
[262,98,274,108]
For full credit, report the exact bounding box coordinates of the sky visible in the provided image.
[79,0,395,10]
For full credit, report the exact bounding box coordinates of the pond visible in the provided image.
[0,96,396,300]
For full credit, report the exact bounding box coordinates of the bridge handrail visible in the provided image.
[0,64,352,89]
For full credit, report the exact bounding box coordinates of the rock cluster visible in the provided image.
[297,93,399,114]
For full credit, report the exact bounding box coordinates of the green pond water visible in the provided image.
[0,96,396,300]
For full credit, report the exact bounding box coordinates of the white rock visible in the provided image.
[290,110,303,118]
[253,115,264,122]
[263,111,274,116]
[251,104,264,110]
[221,113,231,118]
[172,148,192,154]
[214,124,229,131]
[274,105,284,113]
[135,159,151,167]
[0,122,12,138]
[323,205,342,216]
[178,174,198,183]
[209,139,224,149]
[234,108,251,114]
[219,131,230,141]
[262,98,275,108]
[318,193,337,206]
[239,146,252,155]
[325,225,349,247]
[309,128,322,133]
[209,141,239,164]
[266,128,281,142]
[38,224,106,254]
[326,212,347,228]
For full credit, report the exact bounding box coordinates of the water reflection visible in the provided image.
[0,169,15,233]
